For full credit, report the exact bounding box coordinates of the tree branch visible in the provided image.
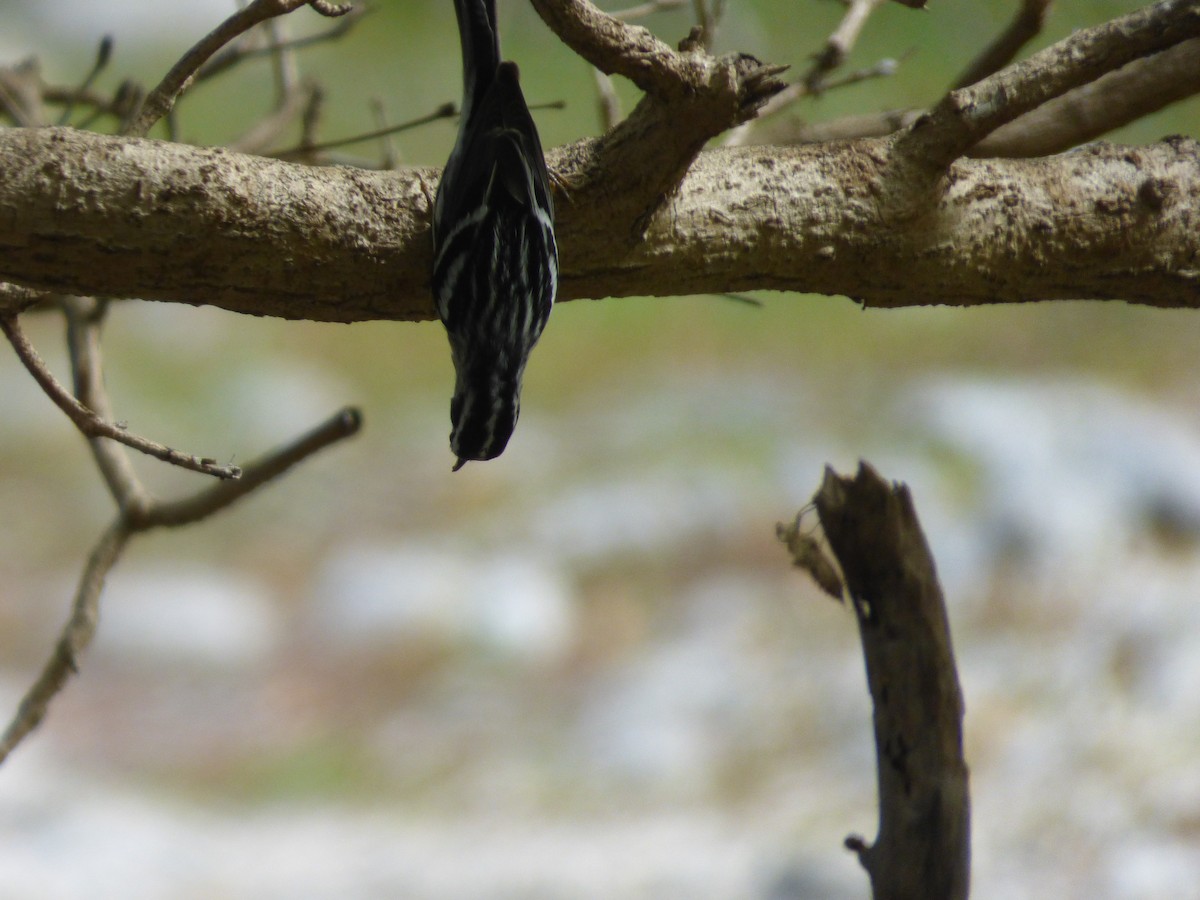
[805,0,885,92]
[0,127,1196,315]
[133,406,361,529]
[952,0,1051,90]
[810,462,970,900]
[973,38,1200,157]
[529,0,686,95]
[127,0,352,137]
[766,36,1200,157]
[0,521,129,765]
[0,312,242,480]
[896,0,1200,170]
[0,403,361,762]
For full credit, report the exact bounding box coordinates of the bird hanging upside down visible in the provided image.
[431,0,558,471]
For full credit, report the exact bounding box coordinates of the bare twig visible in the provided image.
[691,0,727,50]
[768,33,1200,154]
[368,97,399,169]
[592,68,622,131]
[228,82,319,154]
[0,314,241,481]
[954,0,1052,90]
[195,3,368,84]
[777,508,845,600]
[608,0,687,19]
[0,404,361,762]
[56,36,114,126]
[134,406,362,529]
[0,521,129,765]
[0,0,369,771]
[529,0,687,94]
[725,0,899,149]
[270,102,457,160]
[127,0,352,138]
[805,0,885,92]
[897,0,1200,170]
[723,56,900,147]
[0,59,47,127]
[0,283,46,312]
[61,295,152,509]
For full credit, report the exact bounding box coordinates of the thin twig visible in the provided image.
[954,0,1052,89]
[195,3,368,84]
[0,521,130,765]
[805,0,885,92]
[56,35,114,126]
[725,0,893,148]
[723,55,901,147]
[228,82,318,154]
[713,292,764,307]
[592,68,622,131]
[0,405,359,761]
[127,0,352,138]
[0,59,46,127]
[369,96,399,169]
[266,17,301,101]
[608,0,687,19]
[0,282,46,314]
[269,102,458,159]
[0,314,242,481]
[691,0,726,50]
[135,406,362,529]
[0,406,361,763]
[59,295,155,513]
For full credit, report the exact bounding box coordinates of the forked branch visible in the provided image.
[897,0,1200,170]
[127,0,353,137]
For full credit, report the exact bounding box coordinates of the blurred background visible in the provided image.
[2,0,1200,897]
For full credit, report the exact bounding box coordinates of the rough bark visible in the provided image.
[0,126,1196,321]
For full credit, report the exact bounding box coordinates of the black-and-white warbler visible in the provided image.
[432,0,557,471]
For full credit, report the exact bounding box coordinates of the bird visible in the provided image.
[432,0,557,471]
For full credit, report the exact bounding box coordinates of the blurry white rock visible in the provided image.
[905,376,1200,568]
[97,564,280,669]
[219,362,353,449]
[309,542,577,664]
[526,468,747,564]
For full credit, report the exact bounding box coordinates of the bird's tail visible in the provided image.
[453,0,501,122]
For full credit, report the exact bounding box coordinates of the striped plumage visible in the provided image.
[432,0,557,471]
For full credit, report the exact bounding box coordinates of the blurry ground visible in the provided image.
[3,1,1200,898]
[3,299,1200,900]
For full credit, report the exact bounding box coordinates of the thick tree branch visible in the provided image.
[0,127,1196,315]
[530,0,786,237]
